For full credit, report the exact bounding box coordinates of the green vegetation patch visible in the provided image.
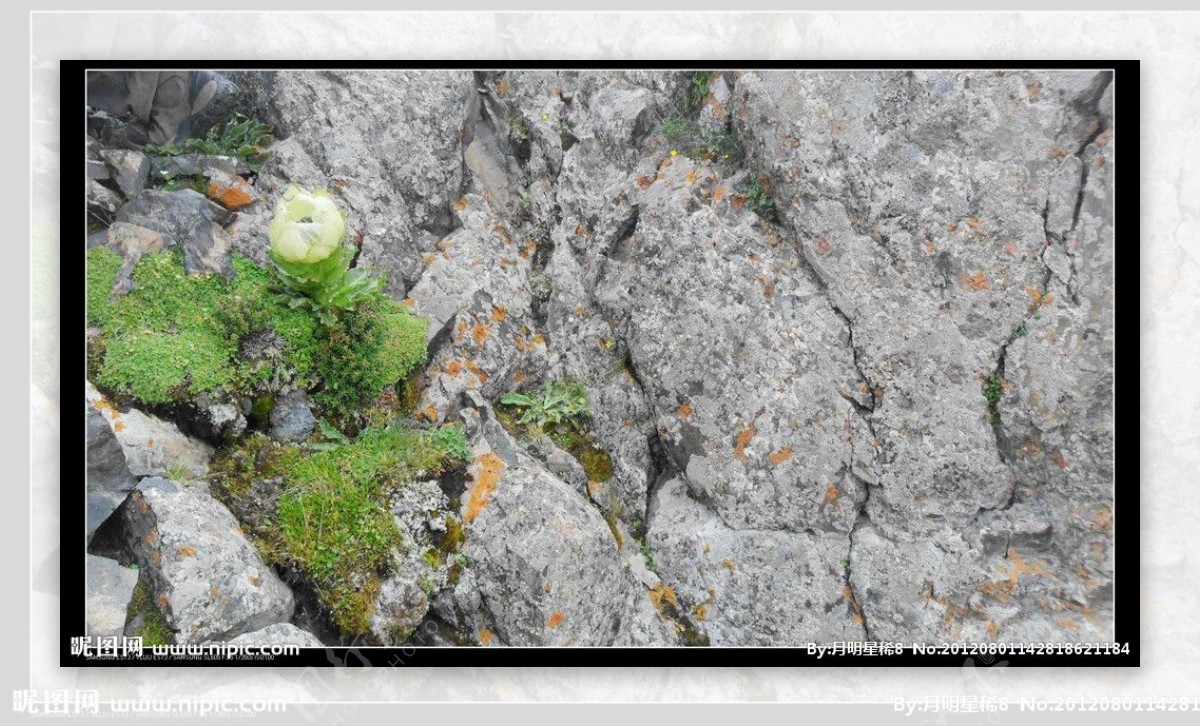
[125,578,174,646]
[145,112,274,171]
[86,248,428,416]
[496,380,614,485]
[211,422,470,635]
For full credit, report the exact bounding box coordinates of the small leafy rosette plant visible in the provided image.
[268,185,380,324]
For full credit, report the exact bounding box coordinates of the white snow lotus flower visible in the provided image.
[268,185,346,263]
[266,185,381,324]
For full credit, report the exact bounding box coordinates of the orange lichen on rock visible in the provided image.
[1091,507,1113,532]
[478,628,494,645]
[177,546,196,557]
[547,611,565,629]
[825,484,839,502]
[721,558,736,571]
[678,403,694,419]
[206,175,255,210]
[733,425,756,462]
[768,447,792,465]
[492,306,508,323]
[472,322,491,347]
[966,271,988,290]
[464,452,506,524]
[445,360,463,376]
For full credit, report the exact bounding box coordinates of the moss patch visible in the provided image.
[125,578,174,646]
[86,248,428,417]
[211,422,468,635]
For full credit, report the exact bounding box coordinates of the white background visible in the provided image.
[9,7,1196,724]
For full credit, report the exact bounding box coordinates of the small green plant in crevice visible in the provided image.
[125,579,174,646]
[496,379,614,486]
[427,424,472,463]
[268,185,382,326]
[145,112,273,171]
[213,422,469,635]
[680,71,712,115]
[640,542,659,572]
[1015,321,1029,338]
[842,554,853,575]
[739,175,778,222]
[500,380,591,430]
[983,375,1005,424]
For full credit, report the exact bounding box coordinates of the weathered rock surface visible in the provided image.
[88,383,213,479]
[86,554,139,637]
[227,622,323,647]
[101,149,150,198]
[268,390,316,444]
[84,69,1114,648]
[436,398,676,646]
[86,402,137,543]
[119,477,294,643]
[116,189,234,278]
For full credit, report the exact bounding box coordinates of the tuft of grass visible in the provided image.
[497,380,614,484]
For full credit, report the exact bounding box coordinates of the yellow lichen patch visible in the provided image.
[453,198,468,211]
[464,452,506,524]
[678,403,694,419]
[692,603,708,621]
[472,322,492,348]
[547,611,565,628]
[176,546,196,557]
[733,425,756,462]
[965,271,989,291]
[986,621,1001,640]
[478,628,494,645]
[421,253,437,266]
[684,168,700,184]
[496,77,507,97]
[768,447,793,465]
[825,484,839,503]
[649,584,677,611]
[721,558,736,571]
[532,334,545,346]
[492,306,508,324]
[712,185,726,204]
[513,370,526,385]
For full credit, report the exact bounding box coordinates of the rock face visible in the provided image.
[86,404,137,543]
[86,554,139,637]
[116,189,234,278]
[87,383,213,478]
[119,478,294,643]
[83,69,1115,648]
[436,399,676,646]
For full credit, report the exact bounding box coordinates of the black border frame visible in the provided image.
[61,59,1140,667]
